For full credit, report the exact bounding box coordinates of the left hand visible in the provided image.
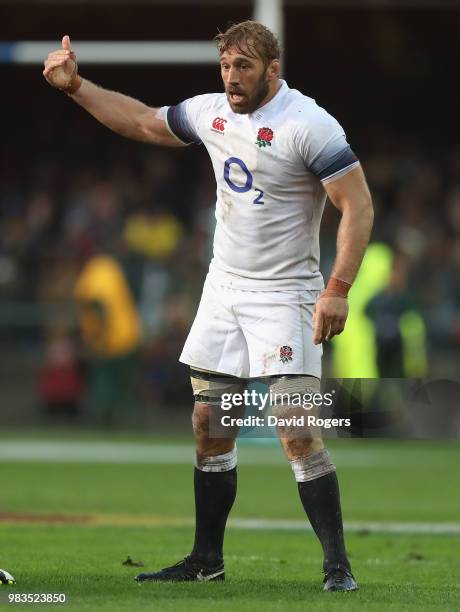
[312,295,349,345]
[43,35,78,91]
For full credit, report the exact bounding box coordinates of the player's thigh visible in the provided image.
[190,367,246,454]
[180,276,249,378]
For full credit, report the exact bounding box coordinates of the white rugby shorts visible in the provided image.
[179,274,322,379]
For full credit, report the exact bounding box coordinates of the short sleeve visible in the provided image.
[163,96,205,145]
[295,106,360,183]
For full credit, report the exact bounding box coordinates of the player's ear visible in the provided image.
[267,59,280,80]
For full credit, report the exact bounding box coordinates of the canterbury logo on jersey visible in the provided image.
[211,117,227,134]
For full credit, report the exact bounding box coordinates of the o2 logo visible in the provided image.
[223,157,264,205]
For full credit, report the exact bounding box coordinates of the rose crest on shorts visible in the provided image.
[279,345,293,363]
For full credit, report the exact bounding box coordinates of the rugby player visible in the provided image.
[43,21,373,591]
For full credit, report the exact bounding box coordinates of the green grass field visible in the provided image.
[1,435,459,611]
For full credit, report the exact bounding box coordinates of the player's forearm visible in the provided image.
[330,196,374,285]
[69,78,156,142]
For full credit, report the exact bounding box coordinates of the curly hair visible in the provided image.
[215,20,281,67]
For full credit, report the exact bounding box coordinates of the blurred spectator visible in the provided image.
[366,252,427,378]
[37,337,85,419]
[123,205,183,260]
[74,255,143,423]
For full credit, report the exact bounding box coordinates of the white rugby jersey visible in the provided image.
[164,80,359,291]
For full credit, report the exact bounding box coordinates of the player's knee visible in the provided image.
[281,436,324,461]
[192,401,211,439]
[192,402,235,457]
[267,374,326,460]
[192,400,236,467]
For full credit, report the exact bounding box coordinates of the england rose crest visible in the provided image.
[255,127,274,148]
[279,345,293,363]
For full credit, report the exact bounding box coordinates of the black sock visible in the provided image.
[191,467,237,566]
[297,471,351,573]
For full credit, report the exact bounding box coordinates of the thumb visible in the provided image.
[62,35,72,51]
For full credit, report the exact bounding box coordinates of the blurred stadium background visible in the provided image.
[1,0,459,427]
[1,2,460,608]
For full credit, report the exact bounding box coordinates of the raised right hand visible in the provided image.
[43,35,78,90]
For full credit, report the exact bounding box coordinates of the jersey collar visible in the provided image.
[250,79,288,120]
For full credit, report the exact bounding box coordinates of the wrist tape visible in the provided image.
[322,277,351,299]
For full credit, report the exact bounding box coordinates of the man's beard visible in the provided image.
[226,75,269,114]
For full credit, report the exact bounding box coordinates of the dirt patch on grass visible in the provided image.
[0,512,92,524]
[0,512,193,527]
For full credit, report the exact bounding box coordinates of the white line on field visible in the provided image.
[0,442,195,464]
[230,519,460,535]
[0,441,456,467]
